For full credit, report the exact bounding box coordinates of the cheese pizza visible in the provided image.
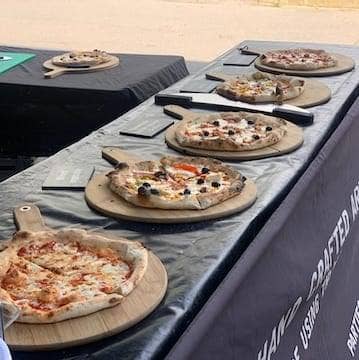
[175,111,286,151]
[260,48,337,70]
[0,229,148,323]
[216,72,305,103]
[107,156,246,210]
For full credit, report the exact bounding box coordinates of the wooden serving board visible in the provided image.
[164,105,303,161]
[5,204,168,351]
[206,71,331,108]
[254,53,355,77]
[43,55,119,79]
[85,147,257,223]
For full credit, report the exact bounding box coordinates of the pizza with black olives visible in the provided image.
[106,156,246,210]
[175,111,287,151]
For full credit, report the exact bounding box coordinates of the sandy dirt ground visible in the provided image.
[1,0,359,61]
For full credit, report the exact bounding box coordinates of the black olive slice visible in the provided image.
[184,188,191,195]
[201,167,210,174]
[228,130,235,136]
[211,182,221,188]
[197,178,205,185]
[138,186,149,196]
[266,126,272,131]
[253,134,260,140]
[213,120,220,126]
[150,188,160,195]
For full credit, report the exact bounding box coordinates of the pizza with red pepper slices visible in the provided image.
[0,229,147,323]
[175,111,286,151]
[216,72,305,103]
[107,156,245,210]
[260,48,337,71]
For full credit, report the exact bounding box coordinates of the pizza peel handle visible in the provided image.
[238,46,263,56]
[44,68,67,79]
[102,147,139,166]
[13,204,46,232]
[205,72,232,82]
[163,105,199,121]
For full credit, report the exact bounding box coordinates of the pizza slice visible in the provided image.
[107,156,245,210]
[216,72,305,103]
[0,252,123,323]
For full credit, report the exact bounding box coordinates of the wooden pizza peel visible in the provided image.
[206,71,331,108]
[254,53,354,77]
[5,204,168,351]
[163,105,304,161]
[85,147,257,223]
[43,55,119,79]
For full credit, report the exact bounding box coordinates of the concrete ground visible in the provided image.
[1,1,359,62]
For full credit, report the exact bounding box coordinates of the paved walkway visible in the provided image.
[1,1,359,61]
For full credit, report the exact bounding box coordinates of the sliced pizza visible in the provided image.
[175,111,286,152]
[107,156,246,210]
[0,230,148,323]
[216,72,305,103]
[260,48,337,70]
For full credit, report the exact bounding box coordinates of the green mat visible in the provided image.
[0,52,35,75]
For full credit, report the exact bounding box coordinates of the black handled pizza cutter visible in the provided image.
[155,93,314,126]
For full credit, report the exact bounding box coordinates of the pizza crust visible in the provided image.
[18,293,123,324]
[175,112,286,152]
[54,229,148,296]
[216,72,305,103]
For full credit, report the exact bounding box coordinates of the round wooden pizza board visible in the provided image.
[85,147,257,223]
[206,72,331,108]
[5,204,168,351]
[43,55,119,79]
[163,105,304,161]
[254,53,355,77]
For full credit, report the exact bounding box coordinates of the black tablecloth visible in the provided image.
[0,40,358,360]
[169,96,359,360]
[0,46,188,155]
